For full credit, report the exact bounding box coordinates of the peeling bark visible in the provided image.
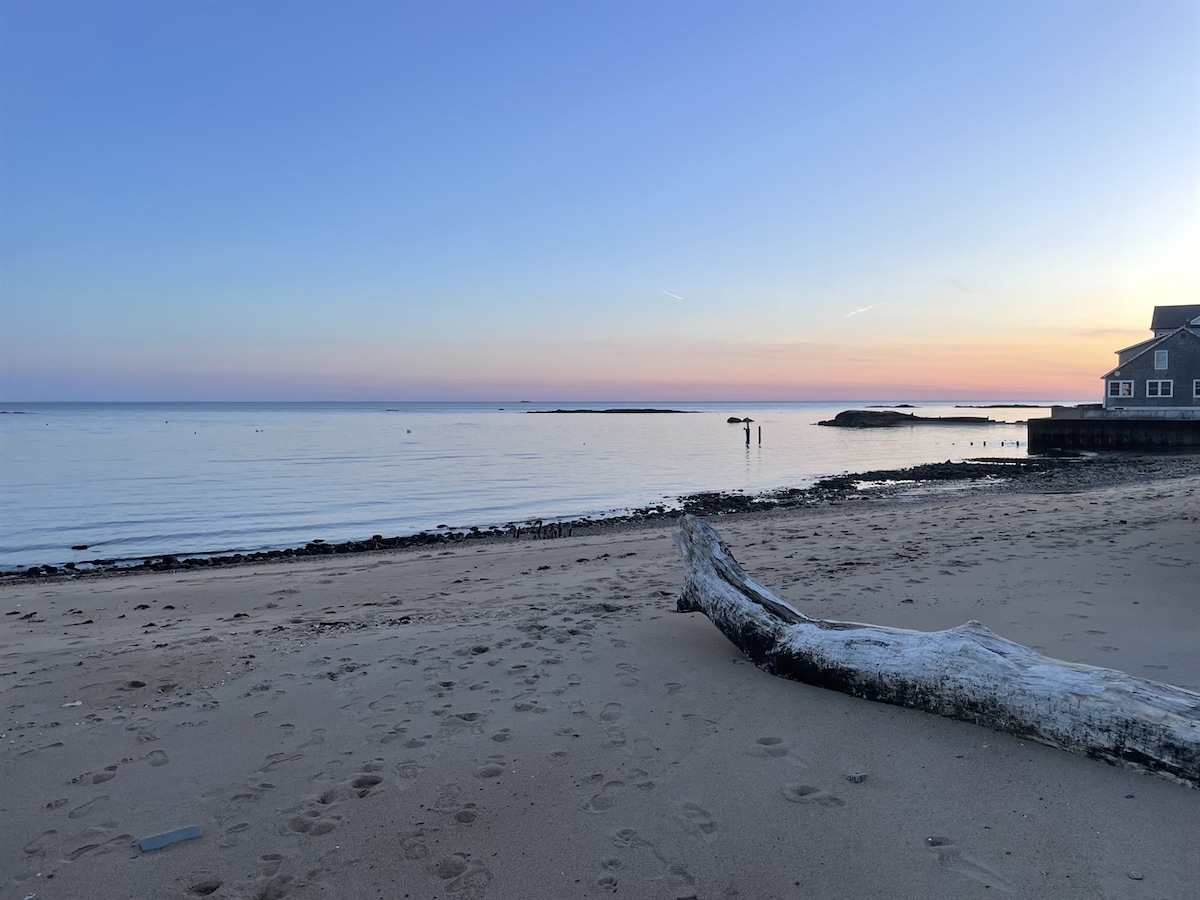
[675,515,1200,788]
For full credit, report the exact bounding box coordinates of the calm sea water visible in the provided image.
[0,400,1075,568]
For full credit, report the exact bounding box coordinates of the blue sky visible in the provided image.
[1,0,1196,400]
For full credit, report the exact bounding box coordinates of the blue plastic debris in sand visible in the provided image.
[137,826,201,852]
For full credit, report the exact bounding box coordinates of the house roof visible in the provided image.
[1103,325,1200,378]
[1114,335,1159,356]
[1150,304,1200,330]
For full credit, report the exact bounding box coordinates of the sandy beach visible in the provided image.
[3,467,1198,900]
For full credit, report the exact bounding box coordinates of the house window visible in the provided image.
[1193,379,1200,399]
[1108,381,1133,398]
[1146,380,1173,398]
[1154,350,1168,370]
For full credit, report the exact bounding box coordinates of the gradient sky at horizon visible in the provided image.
[1,0,1196,402]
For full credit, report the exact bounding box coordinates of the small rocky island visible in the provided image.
[818,410,993,427]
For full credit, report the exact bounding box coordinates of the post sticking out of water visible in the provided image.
[744,421,750,447]
[758,426,762,446]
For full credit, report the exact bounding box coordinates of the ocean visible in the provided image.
[0,400,1075,569]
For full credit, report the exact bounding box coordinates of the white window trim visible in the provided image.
[1108,380,1133,398]
[1193,379,1200,399]
[1146,379,1173,398]
[1154,350,1168,370]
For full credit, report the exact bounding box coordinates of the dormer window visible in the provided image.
[1154,350,1168,370]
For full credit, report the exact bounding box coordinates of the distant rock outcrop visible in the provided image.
[818,410,992,427]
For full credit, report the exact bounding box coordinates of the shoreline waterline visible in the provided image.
[6,451,1196,579]
[0,400,1083,570]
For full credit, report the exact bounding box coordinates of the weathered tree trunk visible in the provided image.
[675,515,1200,788]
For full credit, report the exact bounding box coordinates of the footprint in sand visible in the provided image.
[399,825,434,860]
[602,726,627,749]
[92,765,119,784]
[286,812,338,836]
[599,702,623,723]
[925,836,1013,892]
[67,796,109,819]
[512,699,546,713]
[261,853,284,876]
[583,780,625,813]
[69,833,131,861]
[475,759,506,778]
[23,829,59,857]
[299,728,327,748]
[430,780,465,814]
[452,803,479,824]
[430,853,493,899]
[676,801,717,838]
[380,724,409,744]
[667,864,697,888]
[349,773,384,796]
[219,821,252,848]
[782,784,845,807]
[187,878,224,896]
[259,752,304,773]
[395,759,425,786]
[614,663,639,687]
[610,826,671,874]
[253,874,293,899]
[145,749,169,767]
[751,736,790,758]
[625,768,655,792]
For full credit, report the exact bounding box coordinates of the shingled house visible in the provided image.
[1030,305,1200,449]
[1101,304,1200,412]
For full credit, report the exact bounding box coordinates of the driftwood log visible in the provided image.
[675,515,1200,788]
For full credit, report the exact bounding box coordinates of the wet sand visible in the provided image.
[2,469,1198,899]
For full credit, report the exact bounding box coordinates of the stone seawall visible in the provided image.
[1028,417,1200,452]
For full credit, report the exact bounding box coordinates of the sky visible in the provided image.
[1,0,1196,402]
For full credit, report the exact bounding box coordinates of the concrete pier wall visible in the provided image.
[1028,418,1200,452]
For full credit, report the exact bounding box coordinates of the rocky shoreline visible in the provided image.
[4,452,1196,581]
